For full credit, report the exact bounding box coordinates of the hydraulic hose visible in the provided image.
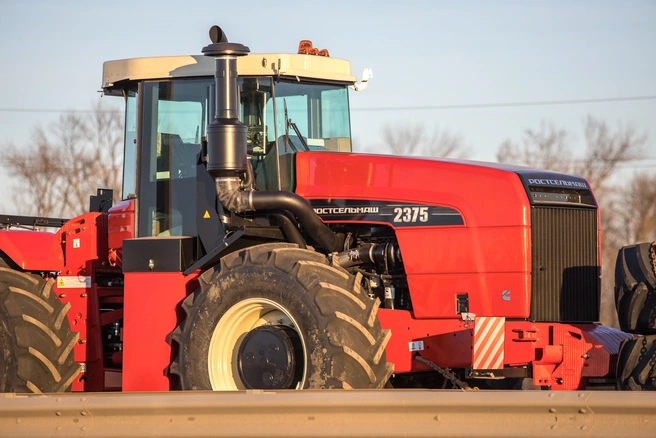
[241,159,254,190]
[267,212,306,249]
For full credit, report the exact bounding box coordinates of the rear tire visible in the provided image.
[614,242,656,334]
[0,267,80,393]
[616,335,656,391]
[171,243,393,390]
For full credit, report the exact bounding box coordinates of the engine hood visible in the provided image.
[294,152,595,229]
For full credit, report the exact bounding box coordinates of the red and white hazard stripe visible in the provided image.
[473,316,505,369]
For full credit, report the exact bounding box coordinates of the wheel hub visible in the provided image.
[237,325,303,389]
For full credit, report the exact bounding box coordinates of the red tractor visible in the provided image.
[0,26,635,393]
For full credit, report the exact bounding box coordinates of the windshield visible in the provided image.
[129,77,351,237]
[273,82,351,154]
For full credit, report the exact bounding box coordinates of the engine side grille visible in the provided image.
[530,206,599,322]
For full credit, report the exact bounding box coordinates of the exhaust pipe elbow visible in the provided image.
[215,181,341,253]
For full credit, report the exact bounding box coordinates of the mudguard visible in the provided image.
[0,229,64,271]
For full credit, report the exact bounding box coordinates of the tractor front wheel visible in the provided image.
[171,243,393,390]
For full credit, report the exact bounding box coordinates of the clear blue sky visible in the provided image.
[1,0,655,214]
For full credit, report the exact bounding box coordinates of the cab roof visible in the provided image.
[102,53,356,92]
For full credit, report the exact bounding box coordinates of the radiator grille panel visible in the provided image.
[530,207,599,322]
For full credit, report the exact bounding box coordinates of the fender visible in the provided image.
[0,230,64,271]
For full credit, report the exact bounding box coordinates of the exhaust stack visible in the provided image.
[201,25,342,253]
[202,26,250,180]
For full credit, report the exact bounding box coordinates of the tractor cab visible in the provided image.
[102,48,358,240]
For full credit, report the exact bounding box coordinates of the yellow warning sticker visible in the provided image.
[56,276,91,289]
[203,210,211,219]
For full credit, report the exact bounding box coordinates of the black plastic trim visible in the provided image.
[308,199,464,227]
[123,236,195,273]
[0,215,69,229]
[183,230,244,276]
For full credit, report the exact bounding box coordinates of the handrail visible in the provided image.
[0,214,69,229]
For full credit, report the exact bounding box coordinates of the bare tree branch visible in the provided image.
[497,122,573,173]
[1,99,124,218]
[424,129,470,159]
[603,172,656,247]
[4,132,65,217]
[498,116,647,195]
[598,172,656,329]
[383,124,424,156]
[574,116,647,193]
[381,124,470,158]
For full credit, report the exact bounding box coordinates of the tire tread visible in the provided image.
[615,242,656,334]
[617,335,656,390]
[0,269,79,393]
[172,243,392,390]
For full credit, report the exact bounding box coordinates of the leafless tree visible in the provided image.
[3,131,65,217]
[381,124,470,158]
[383,125,424,156]
[623,173,656,243]
[85,99,124,205]
[423,129,470,158]
[497,116,647,195]
[595,172,656,328]
[575,116,647,193]
[603,172,656,247]
[2,99,123,218]
[497,122,573,173]
[497,116,651,328]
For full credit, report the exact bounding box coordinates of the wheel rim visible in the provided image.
[207,298,307,390]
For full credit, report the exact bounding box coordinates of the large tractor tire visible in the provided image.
[171,243,393,390]
[0,267,80,393]
[616,335,656,391]
[615,242,656,334]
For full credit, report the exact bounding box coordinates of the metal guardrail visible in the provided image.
[1,390,654,437]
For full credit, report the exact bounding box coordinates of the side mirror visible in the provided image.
[350,68,374,92]
[361,68,373,82]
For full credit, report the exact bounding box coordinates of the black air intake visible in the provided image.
[202,25,250,179]
[201,25,342,253]
[530,206,599,322]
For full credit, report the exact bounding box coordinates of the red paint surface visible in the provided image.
[107,199,135,268]
[0,230,64,271]
[296,152,624,389]
[52,213,112,391]
[377,309,473,372]
[505,322,627,390]
[122,271,198,392]
[295,152,532,319]
[380,307,627,390]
